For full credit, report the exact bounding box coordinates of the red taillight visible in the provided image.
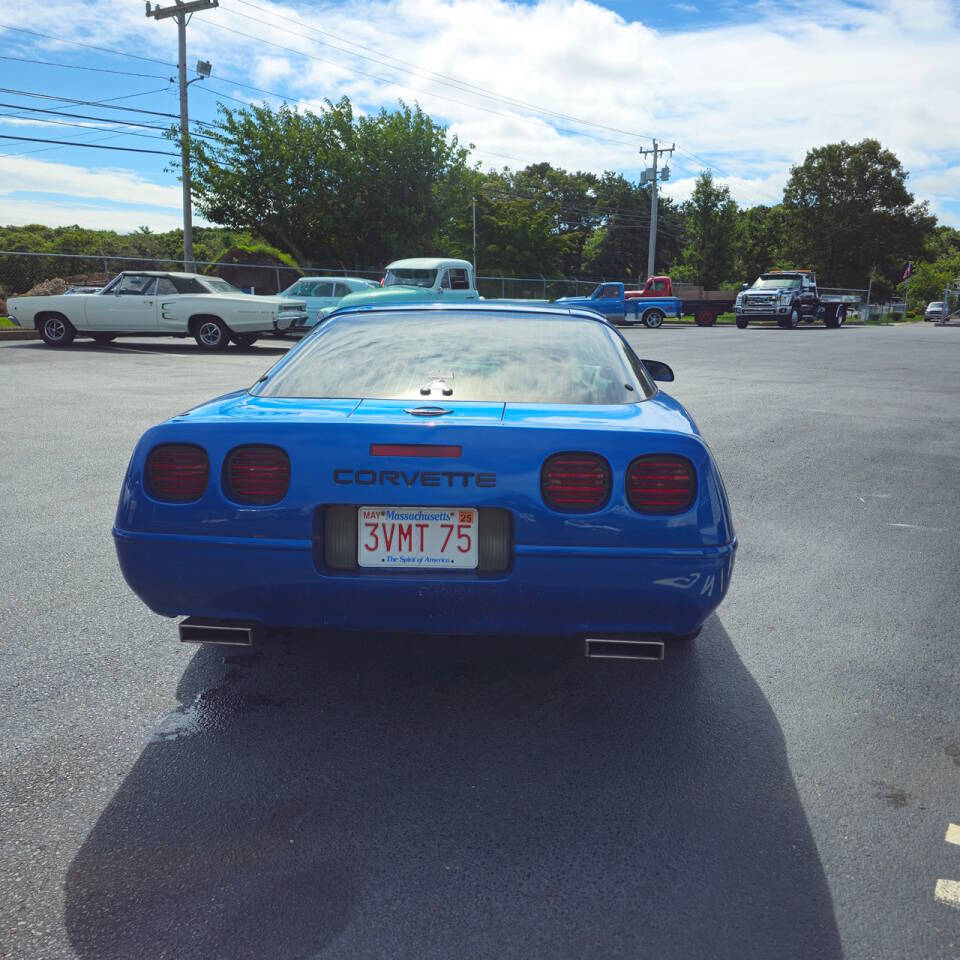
[370,444,462,458]
[146,444,209,502]
[626,455,696,514]
[224,445,290,504]
[541,453,611,512]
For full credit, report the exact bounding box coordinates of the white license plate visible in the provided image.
[357,506,478,569]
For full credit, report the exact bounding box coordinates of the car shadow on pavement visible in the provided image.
[3,340,291,356]
[64,620,842,960]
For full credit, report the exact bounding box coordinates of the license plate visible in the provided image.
[357,506,478,569]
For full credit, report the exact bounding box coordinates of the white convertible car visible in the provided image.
[7,271,308,350]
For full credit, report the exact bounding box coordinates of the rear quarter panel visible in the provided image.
[158,295,278,333]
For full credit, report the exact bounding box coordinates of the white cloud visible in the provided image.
[0,156,181,209]
[0,196,191,232]
[1,0,958,227]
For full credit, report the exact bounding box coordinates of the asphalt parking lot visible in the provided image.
[1,323,959,959]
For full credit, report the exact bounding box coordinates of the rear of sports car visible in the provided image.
[114,306,736,643]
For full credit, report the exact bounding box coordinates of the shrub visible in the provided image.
[26,277,69,297]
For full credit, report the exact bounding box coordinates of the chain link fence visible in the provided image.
[0,250,635,300]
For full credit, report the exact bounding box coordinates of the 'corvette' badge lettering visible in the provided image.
[334,469,495,488]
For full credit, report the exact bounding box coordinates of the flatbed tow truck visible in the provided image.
[734,270,857,329]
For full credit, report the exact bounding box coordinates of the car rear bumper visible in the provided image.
[114,527,736,637]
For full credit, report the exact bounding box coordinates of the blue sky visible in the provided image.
[0,0,958,239]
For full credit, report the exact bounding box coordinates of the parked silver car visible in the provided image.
[925,301,946,321]
[278,276,380,327]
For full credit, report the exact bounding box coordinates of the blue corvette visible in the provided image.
[114,304,736,658]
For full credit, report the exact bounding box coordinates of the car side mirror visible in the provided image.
[741,282,749,290]
[641,359,674,382]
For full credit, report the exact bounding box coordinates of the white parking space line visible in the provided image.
[886,523,949,533]
[935,879,960,910]
[946,823,960,846]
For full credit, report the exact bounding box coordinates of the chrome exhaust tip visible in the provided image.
[584,638,664,661]
[178,618,255,646]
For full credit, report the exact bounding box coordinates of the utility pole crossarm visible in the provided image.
[146,0,218,271]
[639,140,675,281]
[145,0,219,20]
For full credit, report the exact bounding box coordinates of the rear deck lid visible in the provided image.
[349,399,505,424]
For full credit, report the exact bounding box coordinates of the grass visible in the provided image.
[0,317,14,328]
[675,313,737,325]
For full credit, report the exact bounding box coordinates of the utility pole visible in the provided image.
[902,260,912,320]
[639,139,674,280]
[146,0,218,271]
[472,197,477,278]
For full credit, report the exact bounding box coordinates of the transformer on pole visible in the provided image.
[639,139,674,281]
[146,0,219,272]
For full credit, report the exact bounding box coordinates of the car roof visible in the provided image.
[326,301,610,325]
[385,257,472,271]
[291,275,373,283]
[118,270,208,279]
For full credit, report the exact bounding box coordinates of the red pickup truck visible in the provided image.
[626,276,738,327]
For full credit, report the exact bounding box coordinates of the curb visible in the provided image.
[0,328,39,340]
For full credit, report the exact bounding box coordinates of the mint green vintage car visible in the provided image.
[336,258,480,310]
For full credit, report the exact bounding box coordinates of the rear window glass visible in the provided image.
[254,312,652,404]
[171,276,209,294]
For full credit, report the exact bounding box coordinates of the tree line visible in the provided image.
[2,95,958,310]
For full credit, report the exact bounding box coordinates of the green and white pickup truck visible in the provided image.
[336,258,481,310]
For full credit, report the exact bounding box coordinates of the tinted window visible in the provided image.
[156,278,178,295]
[255,312,651,404]
[449,269,470,290]
[171,276,209,294]
[333,283,350,298]
[598,284,621,299]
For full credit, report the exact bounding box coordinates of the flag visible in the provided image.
[902,262,912,281]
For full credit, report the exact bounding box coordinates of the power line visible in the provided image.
[0,133,176,156]
[203,18,646,149]
[671,144,780,204]
[0,86,182,120]
[0,102,174,132]
[0,131,135,160]
[0,24,174,68]
[0,114,173,142]
[0,17,778,205]
[0,101,218,140]
[0,85,177,158]
[220,0,653,146]
[2,19,699,185]
[0,55,171,81]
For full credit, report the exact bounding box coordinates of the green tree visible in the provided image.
[185,98,358,265]
[185,97,471,268]
[676,172,738,289]
[782,139,935,289]
[733,204,786,283]
[343,103,472,266]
